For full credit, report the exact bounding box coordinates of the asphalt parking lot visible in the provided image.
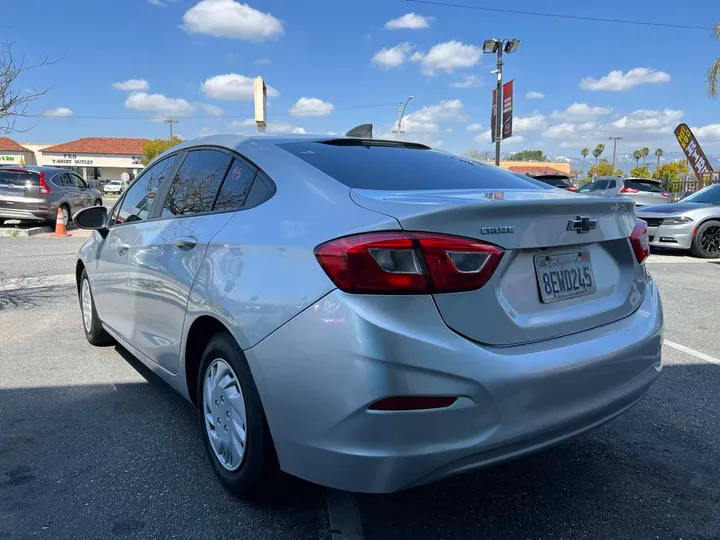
[1,237,719,540]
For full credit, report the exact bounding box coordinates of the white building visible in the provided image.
[33,138,148,181]
[0,137,37,166]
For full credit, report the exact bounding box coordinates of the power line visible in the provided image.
[24,102,399,121]
[402,0,713,31]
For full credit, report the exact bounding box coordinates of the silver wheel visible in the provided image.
[203,358,248,471]
[61,206,69,224]
[81,279,93,332]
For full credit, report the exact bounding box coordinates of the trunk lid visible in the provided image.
[351,188,645,346]
[0,169,43,209]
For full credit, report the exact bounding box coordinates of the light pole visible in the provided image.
[392,96,413,139]
[609,136,623,174]
[163,118,178,140]
[482,38,519,166]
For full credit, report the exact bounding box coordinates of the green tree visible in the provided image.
[141,136,183,165]
[615,168,625,176]
[655,148,664,169]
[652,159,690,186]
[630,165,651,178]
[632,149,642,166]
[592,143,605,164]
[587,158,614,179]
[640,147,650,164]
[507,149,546,161]
[581,147,589,171]
[706,23,720,98]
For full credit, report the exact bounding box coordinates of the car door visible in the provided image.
[127,149,254,374]
[90,156,178,342]
[70,173,94,207]
[56,173,82,212]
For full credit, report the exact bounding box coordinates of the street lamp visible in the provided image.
[393,96,414,140]
[483,38,520,165]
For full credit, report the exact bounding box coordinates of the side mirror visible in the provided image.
[74,205,109,237]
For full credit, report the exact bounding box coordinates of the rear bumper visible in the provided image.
[645,222,694,250]
[0,208,54,222]
[245,277,663,493]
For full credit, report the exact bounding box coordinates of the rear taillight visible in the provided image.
[38,172,51,195]
[314,232,504,294]
[620,187,639,194]
[630,220,650,264]
[567,185,578,192]
[661,192,670,198]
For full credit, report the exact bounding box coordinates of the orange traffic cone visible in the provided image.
[52,207,71,238]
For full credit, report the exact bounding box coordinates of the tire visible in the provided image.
[198,332,283,500]
[94,199,103,206]
[78,269,114,346]
[691,220,720,259]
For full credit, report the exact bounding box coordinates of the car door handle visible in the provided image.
[174,236,197,251]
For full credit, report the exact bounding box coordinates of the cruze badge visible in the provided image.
[480,225,515,235]
[567,216,598,234]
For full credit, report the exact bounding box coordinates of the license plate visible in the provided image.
[534,250,596,303]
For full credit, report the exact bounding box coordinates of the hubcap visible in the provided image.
[62,207,69,223]
[203,359,247,471]
[700,226,720,256]
[81,279,92,332]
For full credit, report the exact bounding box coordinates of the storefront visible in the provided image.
[36,138,148,182]
[0,137,37,166]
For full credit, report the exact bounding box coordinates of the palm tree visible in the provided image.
[707,24,720,98]
[581,148,589,172]
[633,149,642,166]
[592,143,605,165]
[655,148,664,169]
[640,147,650,164]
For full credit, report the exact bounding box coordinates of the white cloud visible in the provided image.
[42,107,73,118]
[444,128,453,133]
[410,40,482,76]
[112,79,149,91]
[182,0,283,42]
[410,99,468,123]
[514,113,548,132]
[372,42,414,69]
[580,67,671,92]
[450,75,481,89]
[611,108,682,132]
[466,123,483,132]
[692,124,720,140]
[385,13,433,30]
[289,97,334,117]
[148,0,175,5]
[551,102,611,121]
[229,118,307,134]
[542,123,577,139]
[504,135,525,145]
[254,58,271,65]
[197,103,224,116]
[526,91,544,99]
[198,127,218,137]
[124,92,195,116]
[201,73,280,100]
[473,130,524,145]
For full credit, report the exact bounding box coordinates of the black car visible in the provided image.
[530,174,577,192]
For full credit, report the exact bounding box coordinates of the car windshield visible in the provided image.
[279,140,553,191]
[588,180,610,191]
[536,176,571,187]
[625,179,665,193]
[577,182,594,192]
[683,184,720,204]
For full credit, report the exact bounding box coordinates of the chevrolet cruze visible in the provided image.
[73,134,663,499]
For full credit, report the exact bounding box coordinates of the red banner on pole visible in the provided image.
[491,80,514,142]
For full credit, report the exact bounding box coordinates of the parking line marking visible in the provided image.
[664,339,720,366]
[327,489,364,540]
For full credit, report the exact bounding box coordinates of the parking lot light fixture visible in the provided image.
[483,39,500,53]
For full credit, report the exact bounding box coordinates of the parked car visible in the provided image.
[103,180,128,195]
[582,176,669,207]
[636,183,720,258]
[0,166,103,226]
[530,173,577,192]
[73,134,663,499]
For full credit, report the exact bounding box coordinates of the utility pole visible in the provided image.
[483,39,519,166]
[609,136,622,173]
[392,96,413,140]
[164,119,178,140]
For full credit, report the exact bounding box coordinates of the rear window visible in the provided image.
[536,176,571,187]
[0,170,38,186]
[624,179,664,193]
[588,179,615,191]
[278,141,550,191]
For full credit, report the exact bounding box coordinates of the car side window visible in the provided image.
[160,149,232,218]
[111,155,177,225]
[243,170,276,209]
[71,174,87,188]
[609,180,617,189]
[213,158,257,212]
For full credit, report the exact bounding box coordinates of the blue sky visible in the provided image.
[4,0,720,160]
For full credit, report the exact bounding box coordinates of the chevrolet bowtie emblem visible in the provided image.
[567,216,598,234]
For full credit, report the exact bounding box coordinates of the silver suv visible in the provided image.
[580,176,670,207]
[0,166,103,225]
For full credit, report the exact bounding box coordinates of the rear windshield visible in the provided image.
[624,179,664,193]
[278,141,551,191]
[537,176,571,187]
[0,170,38,186]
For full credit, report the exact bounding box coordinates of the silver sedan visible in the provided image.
[72,134,663,499]
[637,184,720,258]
